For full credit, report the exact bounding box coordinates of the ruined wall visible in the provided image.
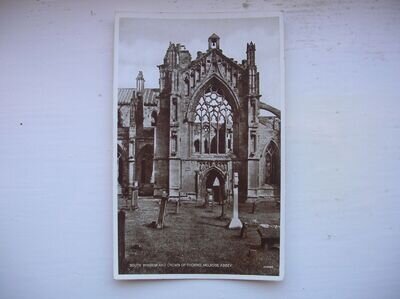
[155,38,265,201]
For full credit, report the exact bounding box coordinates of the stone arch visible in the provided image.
[199,166,228,202]
[260,139,280,158]
[258,101,281,118]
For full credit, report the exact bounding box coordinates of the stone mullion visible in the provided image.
[208,114,211,154]
[225,119,228,153]
[200,120,203,154]
[216,114,220,154]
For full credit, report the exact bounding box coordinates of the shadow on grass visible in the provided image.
[196,220,228,228]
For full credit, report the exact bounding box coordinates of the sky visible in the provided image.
[118,16,282,109]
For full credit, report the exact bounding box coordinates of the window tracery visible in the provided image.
[193,88,233,154]
[265,141,280,186]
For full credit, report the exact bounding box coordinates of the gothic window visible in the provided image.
[191,71,195,88]
[194,139,200,153]
[250,131,257,155]
[265,141,280,186]
[252,100,256,122]
[204,138,209,153]
[171,132,177,155]
[194,88,233,154]
[211,136,217,153]
[172,98,178,121]
[184,75,190,96]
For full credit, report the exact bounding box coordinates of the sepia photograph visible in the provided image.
[113,13,285,280]
[3,0,400,297]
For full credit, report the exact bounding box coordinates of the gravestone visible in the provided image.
[156,190,168,229]
[228,172,242,229]
[118,210,126,272]
[132,181,139,210]
[214,177,226,219]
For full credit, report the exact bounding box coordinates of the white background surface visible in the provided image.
[0,0,399,298]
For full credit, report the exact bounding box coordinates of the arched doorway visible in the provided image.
[204,168,225,203]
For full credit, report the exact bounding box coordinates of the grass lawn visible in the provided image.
[120,197,280,276]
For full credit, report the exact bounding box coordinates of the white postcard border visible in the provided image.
[112,11,285,281]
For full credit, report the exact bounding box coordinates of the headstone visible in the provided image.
[240,222,248,238]
[257,224,280,249]
[220,195,226,219]
[118,210,126,272]
[170,196,180,214]
[229,172,243,229]
[132,181,139,210]
[156,191,168,229]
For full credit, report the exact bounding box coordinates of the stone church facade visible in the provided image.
[117,34,281,203]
